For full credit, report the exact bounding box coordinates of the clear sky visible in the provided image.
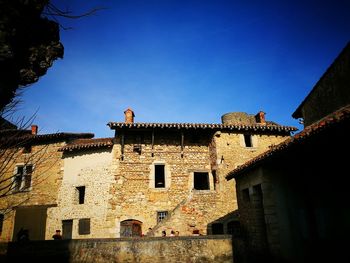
[14,0,350,138]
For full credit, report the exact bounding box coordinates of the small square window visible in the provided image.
[22,145,32,153]
[78,218,90,235]
[194,172,210,190]
[157,211,168,223]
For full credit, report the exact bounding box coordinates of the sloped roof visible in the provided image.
[226,104,350,180]
[59,138,114,152]
[107,122,297,133]
[0,131,94,148]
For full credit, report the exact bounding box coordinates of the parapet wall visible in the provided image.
[4,235,233,263]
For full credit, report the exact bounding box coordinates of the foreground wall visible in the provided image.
[4,235,233,263]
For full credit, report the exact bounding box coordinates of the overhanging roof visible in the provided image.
[107,122,297,133]
[226,104,350,180]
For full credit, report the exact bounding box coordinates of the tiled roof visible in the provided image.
[59,138,114,152]
[107,122,297,133]
[0,132,94,148]
[226,104,350,180]
[32,132,94,141]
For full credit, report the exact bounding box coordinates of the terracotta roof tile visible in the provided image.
[226,104,350,180]
[107,122,297,133]
[59,138,114,152]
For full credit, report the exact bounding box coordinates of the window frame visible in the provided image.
[157,211,168,223]
[149,161,171,190]
[190,170,214,192]
[13,164,33,192]
[78,218,90,235]
[193,172,210,190]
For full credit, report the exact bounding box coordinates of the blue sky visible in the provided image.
[14,0,350,138]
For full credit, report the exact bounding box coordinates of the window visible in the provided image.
[157,211,168,223]
[76,186,85,204]
[243,134,252,147]
[211,223,224,235]
[194,172,209,190]
[14,165,33,191]
[0,214,4,235]
[155,164,165,188]
[22,145,32,154]
[78,218,90,235]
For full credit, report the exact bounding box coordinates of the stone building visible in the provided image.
[0,110,296,241]
[47,138,114,239]
[0,125,94,241]
[103,109,296,238]
[226,42,350,263]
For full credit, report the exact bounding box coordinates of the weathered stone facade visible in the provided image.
[47,148,114,239]
[0,131,94,242]
[4,235,233,263]
[105,113,295,238]
[0,112,295,242]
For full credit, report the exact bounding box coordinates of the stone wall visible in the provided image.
[47,148,114,239]
[4,235,233,263]
[294,43,350,126]
[0,142,65,242]
[105,129,289,238]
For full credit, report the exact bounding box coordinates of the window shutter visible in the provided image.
[78,218,90,235]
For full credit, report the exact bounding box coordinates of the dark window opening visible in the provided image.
[227,221,241,237]
[22,145,32,153]
[212,170,217,190]
[244,134,252,147]
[212,223,224,234]
[78,218,90,235]
[76,186,85,204]
[0,214,4,235]
[157,211,168,223]
[133,144,142,154]
[194,172,209,190]
[155,164,165,188]
[242,188,250,202]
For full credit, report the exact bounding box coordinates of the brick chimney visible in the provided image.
[31,125,38,135]
[124,108,135,123]
[255,111,266,124]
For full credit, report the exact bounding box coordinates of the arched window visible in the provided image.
[120,219,142,237]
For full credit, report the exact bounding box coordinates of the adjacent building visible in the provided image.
[0,125,94,241]
[226,42,350,263]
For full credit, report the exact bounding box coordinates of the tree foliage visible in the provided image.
[0,0,64,111]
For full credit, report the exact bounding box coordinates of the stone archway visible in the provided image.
[120,219,142,237]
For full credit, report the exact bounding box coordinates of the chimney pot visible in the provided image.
[31,125,38,135]
[255,111,266,124]
[124,108,135,123]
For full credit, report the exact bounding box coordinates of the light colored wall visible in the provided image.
[47,148,115,239]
